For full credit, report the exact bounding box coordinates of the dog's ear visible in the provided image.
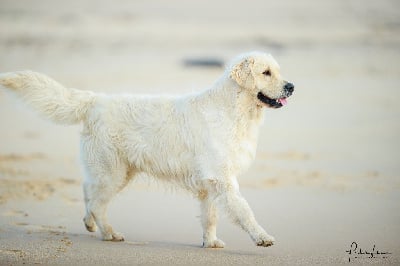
[230,57,255,89]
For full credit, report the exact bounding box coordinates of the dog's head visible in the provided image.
[230,52,294,108]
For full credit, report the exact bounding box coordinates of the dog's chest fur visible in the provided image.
[197,90,264,179]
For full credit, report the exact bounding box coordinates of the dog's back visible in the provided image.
[85,93,201,186]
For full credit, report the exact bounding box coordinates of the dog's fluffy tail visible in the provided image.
[0,71,96,124]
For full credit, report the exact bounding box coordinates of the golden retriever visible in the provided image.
[0,52,294,248]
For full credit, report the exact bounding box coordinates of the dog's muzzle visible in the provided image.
[257,82,294,108]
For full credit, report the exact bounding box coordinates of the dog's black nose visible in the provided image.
[284,82,294,93]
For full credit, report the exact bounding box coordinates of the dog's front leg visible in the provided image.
[215,180,275,247]
[200,197,225,248]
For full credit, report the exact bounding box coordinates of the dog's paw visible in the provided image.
[83,218,97,232]
[203,238,225,248]
[103,232,125,242]
[255,234,275,247]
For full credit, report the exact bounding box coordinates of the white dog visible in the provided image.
[0,52,294,248]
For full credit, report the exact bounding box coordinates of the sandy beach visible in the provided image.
[1,0,399,265]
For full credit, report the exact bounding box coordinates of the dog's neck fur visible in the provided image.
[203,73,265,124]
[192,74,265,168]
[194,73,264,176]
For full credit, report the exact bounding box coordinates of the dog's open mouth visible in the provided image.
[257,92,288,108]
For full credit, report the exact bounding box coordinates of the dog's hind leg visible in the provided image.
[83,179,125,241]
[83,183,97,233]
[82,167,134,241]
[81,139,135,241]
[83,168,135,235]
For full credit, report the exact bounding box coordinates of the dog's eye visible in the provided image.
[262,70,271,76]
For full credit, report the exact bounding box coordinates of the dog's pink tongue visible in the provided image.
[278,98,288,106]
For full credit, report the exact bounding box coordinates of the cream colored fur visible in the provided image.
[0,52,293,248]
